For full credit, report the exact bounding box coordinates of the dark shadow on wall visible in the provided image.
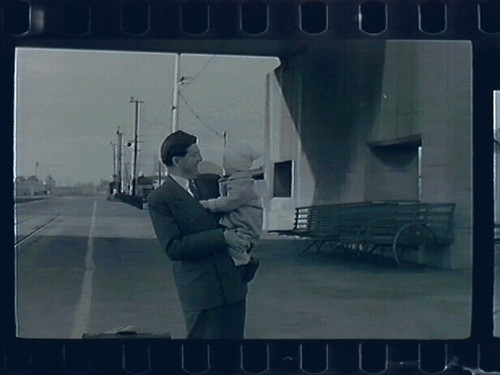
[275,41,387,204]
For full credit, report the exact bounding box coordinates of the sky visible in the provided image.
[14,48,280,186]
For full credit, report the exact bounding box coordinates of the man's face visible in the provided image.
[173,144,203,179]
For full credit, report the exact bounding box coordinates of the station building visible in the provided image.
[262,40,472,269]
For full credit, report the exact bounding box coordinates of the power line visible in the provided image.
[182,55,216,89]
[178,92,224,138]
[140,101,169,138]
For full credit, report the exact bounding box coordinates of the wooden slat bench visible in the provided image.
[270,201,395,254]
[270,201,455,267]
[269,201,404,256]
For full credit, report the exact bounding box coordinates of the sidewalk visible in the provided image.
[89,200,473,340]
[245,233,472,339]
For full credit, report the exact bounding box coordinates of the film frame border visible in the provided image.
[1,0,499,373]
[1,0,500,38]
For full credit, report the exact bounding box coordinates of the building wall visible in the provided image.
[263,63,304,230]
[265,40,472,269]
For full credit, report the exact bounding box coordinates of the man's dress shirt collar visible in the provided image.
[170,174,195,197]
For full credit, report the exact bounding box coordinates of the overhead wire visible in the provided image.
[177,54,227,141]
[178,91,224,138]
[181,55,216,88]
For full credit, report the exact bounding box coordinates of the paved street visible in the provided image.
[16,195,473,339]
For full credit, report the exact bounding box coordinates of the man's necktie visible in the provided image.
[188,179,201,200]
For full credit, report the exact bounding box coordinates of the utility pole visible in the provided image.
[116,127,124,193]
[130,97,144,196]
[110,142,117,176]
[124,163,130,193]
[171,53,181,133]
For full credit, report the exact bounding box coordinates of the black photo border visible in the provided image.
[2,0,499,373]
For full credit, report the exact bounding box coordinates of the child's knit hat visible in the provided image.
[223,143,261,172]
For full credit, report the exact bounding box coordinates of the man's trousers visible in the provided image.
[184,299,246,339]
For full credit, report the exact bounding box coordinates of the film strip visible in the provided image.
[2,0,500,374]
[0,0,499,38]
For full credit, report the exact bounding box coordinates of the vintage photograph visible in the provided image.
[14,41,473,340]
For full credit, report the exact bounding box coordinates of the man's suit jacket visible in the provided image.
[147,174,247,312]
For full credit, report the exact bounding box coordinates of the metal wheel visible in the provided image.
[392,223,436,267]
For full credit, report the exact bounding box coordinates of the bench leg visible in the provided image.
[314,240,327,253]
[327,241,343,254]
[299,240,320,255]
[299,239,331,256]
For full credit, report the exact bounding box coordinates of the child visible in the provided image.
[199,143,263,283]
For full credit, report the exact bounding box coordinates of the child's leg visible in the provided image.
[239,256,260,283]
[224,229,253,265]
[223,228,260,282]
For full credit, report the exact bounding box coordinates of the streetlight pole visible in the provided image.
[130,97,144,196]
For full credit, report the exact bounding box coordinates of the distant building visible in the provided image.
[44,175,56,194]
[136,175,154,200]
[15,176,46,196]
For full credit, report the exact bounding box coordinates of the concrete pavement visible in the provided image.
[92,198,473,340]
[16,196,474,339]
